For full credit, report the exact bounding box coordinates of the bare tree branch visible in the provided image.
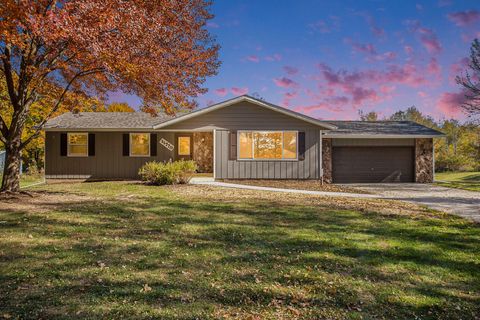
[457,39,480,117]
[20,67,104,149]
[1,46,19,110]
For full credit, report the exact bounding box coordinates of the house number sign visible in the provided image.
[159,138,174,151]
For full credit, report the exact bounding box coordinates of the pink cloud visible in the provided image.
[449,57,470,83]
[347,41,396,62]
[285,92,298,99]
[418,91,428,98]
[461,30,480,43]
[404,45,414,55]
[437,91,467,117]
[380,85,396,95]
[351,42,377,55]
[319,62,427,90]
[349,87,380,105]
[265,53,282,62]
[376,51,397,62]
[245,55,260,63]
[420,36,442,54]
[309,17,340,34]
[214,88,228,97]
[406,20,442,54]
[326,95,349,106]
[309,20,331,34]
[447,10,480,27]
[427,57,441,77]
[283,66,299,75]
[295,103,341,115]
[281,91,298,106]
[304,60,436,114]
[273,77,298,88]
[366,16,385,38]
[231,87,249,95]
[207,22,220,28]
[438,0,452,7]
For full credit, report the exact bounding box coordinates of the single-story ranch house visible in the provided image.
[43,95,444,183]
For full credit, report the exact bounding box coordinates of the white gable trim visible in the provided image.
[153,96,337,130]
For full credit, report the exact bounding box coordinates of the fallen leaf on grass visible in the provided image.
[141,283,152,293]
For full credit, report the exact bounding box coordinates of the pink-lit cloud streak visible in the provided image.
[447,10,480,27]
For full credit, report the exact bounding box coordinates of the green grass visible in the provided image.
[1,182,479,319]
[0,172,45,188]
[435,171,480,192]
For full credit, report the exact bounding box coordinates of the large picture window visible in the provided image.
[238,131,298,160]
[130,133,150,157]
[67,133,88,157]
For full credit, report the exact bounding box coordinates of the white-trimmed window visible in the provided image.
[67,133,88,157]
[130,133,150,157]
[238,131,298,160]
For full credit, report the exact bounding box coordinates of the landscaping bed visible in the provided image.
[221,179,368,194]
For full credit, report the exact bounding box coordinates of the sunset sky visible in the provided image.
[110,0,480,121]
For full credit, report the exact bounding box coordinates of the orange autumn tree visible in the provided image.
[1,77,106,173]
[0,0,219,192]
[106,102,135,113]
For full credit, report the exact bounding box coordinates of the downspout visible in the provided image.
[213,129,216,180]
[319,129,323,184]
[432,139,435,183]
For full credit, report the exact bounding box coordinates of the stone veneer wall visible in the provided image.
[193,132,213,173]
[322,138,333,183]
[415,138,434,183]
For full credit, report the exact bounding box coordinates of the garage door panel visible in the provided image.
[332,147,414,183]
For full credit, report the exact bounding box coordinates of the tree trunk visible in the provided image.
[1,141,22,193]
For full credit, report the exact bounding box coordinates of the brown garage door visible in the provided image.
[332,146,414,183]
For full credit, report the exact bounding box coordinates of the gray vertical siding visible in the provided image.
[160,101,331,132]
[161,101,325,180]
[214,129,321,180]
[45,101,328,180]
[45,131,175,179]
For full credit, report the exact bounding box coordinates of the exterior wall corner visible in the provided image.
[322,138,333,183]
[415,138,434,183]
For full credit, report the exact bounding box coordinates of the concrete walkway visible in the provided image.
[190,178,480,222]
[190,178,379,199]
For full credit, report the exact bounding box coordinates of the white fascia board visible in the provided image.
[153,96,337,130]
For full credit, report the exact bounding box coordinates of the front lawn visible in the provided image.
[435,171,480,192]
[0,172,45,188]
[1,182,479,319]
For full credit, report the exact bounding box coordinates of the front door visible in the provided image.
[175,133,193,160]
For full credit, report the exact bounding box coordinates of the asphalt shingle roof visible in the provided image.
[43,98,444,138]
[43,112,173,130]
[325,121,444,136]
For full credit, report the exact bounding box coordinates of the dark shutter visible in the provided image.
[229,131,237,160]
[150,133,157,156]
[88,133,95,156]
[123,133,129,156]
[298,131,305,161]
[60,133,67,156]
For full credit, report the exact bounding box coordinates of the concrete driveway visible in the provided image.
[346,183,480,222]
